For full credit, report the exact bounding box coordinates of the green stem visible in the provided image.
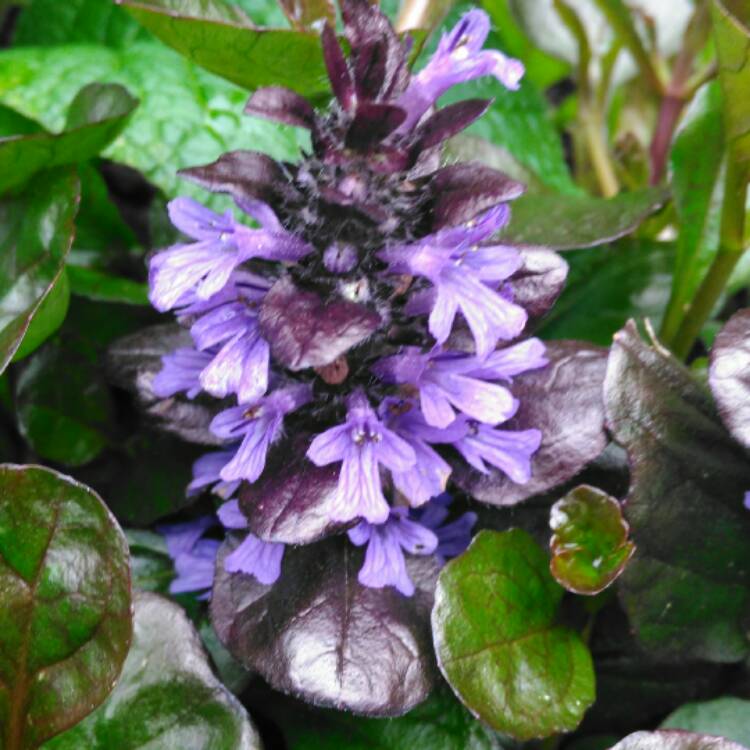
[671,153,749,359]
[582,106,620,197]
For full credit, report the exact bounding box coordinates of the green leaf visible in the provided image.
[0,43,310,212]
[14,338,115,467]
[661,697,750,746]
[712,0,750,162]
[0,83,138,195]
[43,592,261,750]
[539,240,675,345]
[67,266,148,306]
[277,687,510,750]
[0,104,43,136]
[661,82,725,341]
[498,187,669,250]
[549,484,635,595]
[604,321,750,662]
[118,0,329,97]
[13,0,152,46]
[124,529,174,594]
[0,169,80,374]
[432,529,595,740]
[0,464,132,750]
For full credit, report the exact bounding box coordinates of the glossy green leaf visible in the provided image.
[0,104,42,136]
[0,83,138,195]
[125,529,174,594]
[712,0,750,161]
[278,687,509,750]
[549,484,635,595]
[44,592,261,750]
[14,339,115,467]
[118,0,329,97]
[661,698,750,746]
[661,82,725,341]
[539,240,674,345]
[0,169,79,374]
[277,0,334,30]
[604,321,750,662]
[0,464,132,750]
[498,187,669,250]
[13,0,151,45]
[0,43,309,211]
[432,529,595,740]
[67,266,148,305]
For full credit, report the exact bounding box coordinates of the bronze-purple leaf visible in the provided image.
[416,99,492,152]
[179,150,294,209]
[608,730,748,750]
[605,321,750,662]
[453,341,608,506]
[322,24,355,111]
[241,438,350,545]
[430,164,525,229]
[346,102,407,151]
[244,86,317,130]
[259,276,381,370]
[508,247,569,327]
[211,535,438,716]
[709,308,750,450]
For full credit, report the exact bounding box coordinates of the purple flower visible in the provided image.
[152,346,214,399]
[187,449,242,499]
[158,515,219,598]
[373,346,518,428]
[380,205,527,357]
[379,397,464,507]
[397,9,524,131]
[452,417,542,484]
[412,493,476,566]
[348,507,438,596]
[218,499,285,585]
[210,384,312,482]
[149,197,311,312]
[744,491,750,511]
[307,390,417,524]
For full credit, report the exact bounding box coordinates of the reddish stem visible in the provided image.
[649,92,686,185]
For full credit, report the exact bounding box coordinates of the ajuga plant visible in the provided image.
[148,0,570,715]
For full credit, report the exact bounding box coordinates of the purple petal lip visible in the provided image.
[224,532,284,585]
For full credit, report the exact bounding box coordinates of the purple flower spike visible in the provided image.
[158,515,219,598]
[307,390,417,524]
[380,397,465,507]
[211,383,313,483]
[171,539,221,598]
[152,347,214,399]
[149,197,311,312]
[452,418,542,484]
[348,507,438,596]
[380,206,527,357]
[224,532,285,585]
[373,346,518,428]
[397,9,524,131]
[187,450,242,499]
[412,493,476,566]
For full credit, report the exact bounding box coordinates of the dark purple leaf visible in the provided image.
[322,24,355,111]
[179,150,294,210]
[106,324,221,446]
[416,99,492,152]
[244,86,316,130]
[508,246,569,326]
[605,321,750,662]
[453,341,608,506]
[608,730,748,750]
[259,276,381,370]
[211,535,438,716]
[241,438,350,545]
[346,102,406,151]
[709,308,750,450]
[430,164,525,229]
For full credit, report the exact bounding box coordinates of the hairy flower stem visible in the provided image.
[671,153,749,359]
